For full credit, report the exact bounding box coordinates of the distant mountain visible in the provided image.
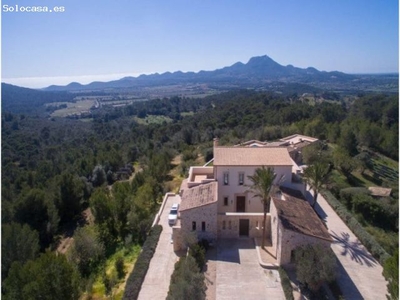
[44,55,356,91]
[1,83,75,115]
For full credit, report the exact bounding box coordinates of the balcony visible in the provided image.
[187,166,215,188]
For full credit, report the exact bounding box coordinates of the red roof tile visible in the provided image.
[272,197,332,242]
[214,147,292,166]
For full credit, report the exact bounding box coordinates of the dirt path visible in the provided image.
[56,208,94,254]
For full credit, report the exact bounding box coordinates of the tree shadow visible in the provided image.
[331,231,377,267]
[362,172,382,185]
[313,200,328,223]
[304,189,328,223]
[346,173,365,187]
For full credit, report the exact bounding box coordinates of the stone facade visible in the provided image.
[270,199,332,265]
[173,201,218,250]
[277,227,331,265]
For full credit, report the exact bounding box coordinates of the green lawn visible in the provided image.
[50,100,95,117]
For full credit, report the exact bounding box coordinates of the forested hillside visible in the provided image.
[1,89,398,299]
[1,83,76,115]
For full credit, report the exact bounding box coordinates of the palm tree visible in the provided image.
[247,166,278,249]
[303,162,330,208]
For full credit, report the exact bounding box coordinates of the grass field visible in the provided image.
[351,154,399,188]
[50,100,95,117]
[180,111,194,117]
[86,245,141,300]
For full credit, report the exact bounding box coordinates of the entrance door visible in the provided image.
[236,196,246,212]
[239,219,249,236]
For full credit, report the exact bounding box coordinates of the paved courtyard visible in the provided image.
[216,239,285,300]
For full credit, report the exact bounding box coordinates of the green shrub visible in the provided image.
[122,225,162,300]
[365,226,398,255]
[115,255,125,279]
[294,244,336,292]
[278,267,294,300]
[383,248,399,300]
[339,187,369,209]
[167,255,206,300]
[189,243,206,270]
[320,189,390,264]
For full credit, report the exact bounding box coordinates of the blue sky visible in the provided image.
[2,0,399,88]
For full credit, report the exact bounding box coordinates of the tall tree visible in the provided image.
[57,172,84,223]
[1,223,40,280]
[67,225,105,276]
[247,166,278,248]
[3,252,81,300]
[303,162,330,208]
[15,188,59,247]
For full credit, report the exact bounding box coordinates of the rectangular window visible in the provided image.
[223,197,228,206]
[222,221,226,230]
[238,172,244,185]
[192,221,196,231]
[223,172,229,185]
[202,222,206,232]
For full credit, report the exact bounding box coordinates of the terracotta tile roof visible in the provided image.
[180,182,218,211]
[272,197,332,242]
[213,147,293,166]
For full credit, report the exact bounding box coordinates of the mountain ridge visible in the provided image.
[43,55,354,91]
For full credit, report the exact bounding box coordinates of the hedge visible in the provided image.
[122,225,163,300]
[320,189,390,264]
[167,255,206,300]
[278,267,294,300]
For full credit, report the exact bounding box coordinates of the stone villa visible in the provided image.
[171,135,332,265]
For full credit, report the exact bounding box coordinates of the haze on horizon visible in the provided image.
[2,0,399,89]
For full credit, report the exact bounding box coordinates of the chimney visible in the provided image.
[213,138,219,148]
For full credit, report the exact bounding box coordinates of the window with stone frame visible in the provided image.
[223,196,229,206]
[223,172,229,185]
[238,172,245,185]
